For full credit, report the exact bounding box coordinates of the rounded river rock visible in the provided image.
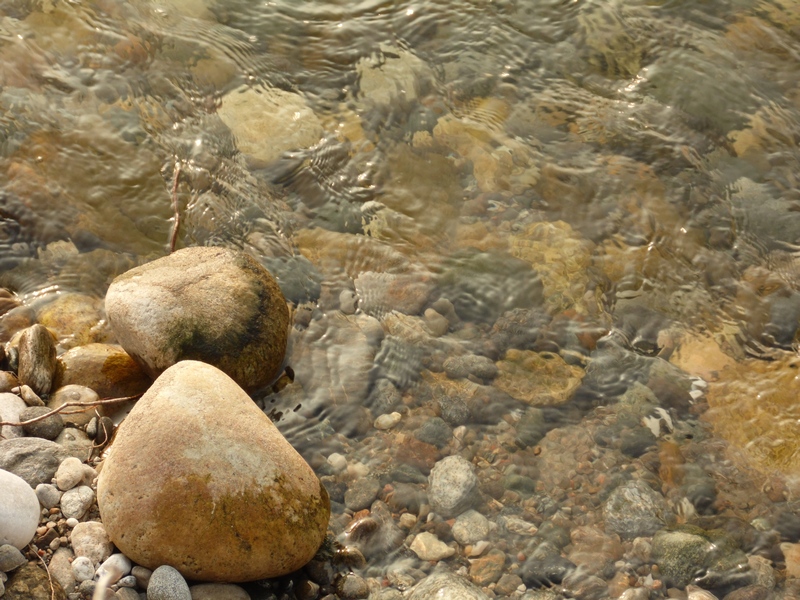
[96,361,330,582]
[104,246,290,391]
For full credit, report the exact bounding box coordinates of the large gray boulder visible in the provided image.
[96,361,330,582]
[104,247,290,391]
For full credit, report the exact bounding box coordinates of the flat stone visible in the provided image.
[409,532,455,561]
[0,437,70,487]
[105,247,290,391]
[494,349,583,406]
[48,547,75,595]
[427,455,479,518]
[97,361,329,582]
[469,548,506,586]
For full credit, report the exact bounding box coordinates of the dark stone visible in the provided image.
[519,554,576,587]
[604,479,674,539]
[722,585,770,600]
[515,408,548,448]
[437,395,470,427]
[385,483,426,514]
[414,417,452,448]
[619,427,656,458]
[344,478,381,512]
[504,474,537,495]
[19,406,64,440]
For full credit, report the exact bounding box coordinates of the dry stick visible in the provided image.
[168,161,182,254]
[0,395,141,429]
[30,542,56,600]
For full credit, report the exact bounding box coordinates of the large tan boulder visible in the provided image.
[96,361,329,582]
[104,247,290,391]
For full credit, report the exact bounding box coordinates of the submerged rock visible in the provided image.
[105,247,290,392]
[97,361,329,582]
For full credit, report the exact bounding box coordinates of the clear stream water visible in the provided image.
[2,0,800,597]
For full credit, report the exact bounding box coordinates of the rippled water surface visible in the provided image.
[3,0,800,596]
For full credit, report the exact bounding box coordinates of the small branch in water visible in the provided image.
[0,395,141,428]
[168,161,182,253]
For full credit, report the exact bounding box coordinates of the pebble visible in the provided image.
[131,565,152,588]
[0,544,26,572]
[414,417,452,448]
[18,405,64,440]
[35,483,62,509]
[66,518,79,528]
[469,548,506,585]
[0,468,40,549]
[604,479,674,539]
[0,393,26,439]
[0,437,71,487]
[336,572,369,599]
[49,546,75,593]
[427,455,479,518]
[47,385,99,427]
[17,384,45,407]
[423,309,449,337]
[409,532,455,561]
[327,453,348,473]
[70,521,113,564]
[188,583,251,599]
[443,355,498,381]
[116,587,140,600]
[117,575,137,587]
[374,412,402,430]
[71,555,95,582]
[408,570,489,600]
[96,553,132,584]
[17,324,57,396]
[60,485,95,520]
[344,478,381,511]
[148,565,191,600]
[56,457,88,491]
[452,510,490,546]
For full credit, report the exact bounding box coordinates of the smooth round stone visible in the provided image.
[0,469,40,549]
[66,518,79,528]
[0,392,26,439]
[189,583,251,599]
[344,478,381,512]
[452,510,490,546]
[96,553,132,584]
[414,417,452,448]
[53,344,150,405]
[427,455,479,518]
[60,485,95,520]
[19,405,64,440]
[56,457,87,491]
[97,361,330,582]
[0,544,27,572]
[148,565,191,600]
[374,412,402,430]
[71,555,95,582]
[409,570,489,600]
[131,565,152,589]
[35,483,62,509]
[326,453,348,473]
[336,572,369,600]
[47,385,100,427]
[104,247,291,391]
[409,532,455,561]
[70,521,112,564]
[604,480,674,540]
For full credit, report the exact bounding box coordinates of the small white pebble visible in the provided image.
[66,518,79,528]
[71,555,95,582]
[374,412,401,430]
[398,513,417,530]
[326,453,348,473]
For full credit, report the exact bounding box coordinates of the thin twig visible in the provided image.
[30,543,56,600]
[169,161,182,253]
[0,395,141,428]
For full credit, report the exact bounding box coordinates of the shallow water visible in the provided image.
[2,0,800,596]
